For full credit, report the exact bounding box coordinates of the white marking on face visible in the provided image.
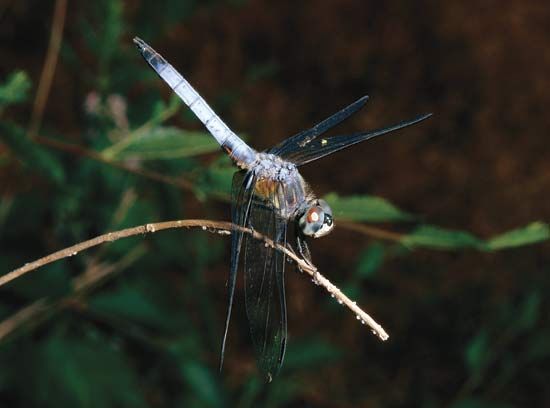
[313,222,334,238]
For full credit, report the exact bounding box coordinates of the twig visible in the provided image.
[100,96,181,159]
[28,0,68,139]
[35,136,196,191]
[0,299,50,341]
[37,135,403,240]
[338,220,404,242]
[0,245,146,342]
[1,219,389,341]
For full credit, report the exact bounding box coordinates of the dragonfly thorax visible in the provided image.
[252,152,296,180]
[251,153,312,219]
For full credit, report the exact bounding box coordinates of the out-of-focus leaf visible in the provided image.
[179,360,225,407]
[8,263,70,300]
[402,225,483,250]
[356,242,385,278]
[0,71,31,109]
[324,193,413,223]
[246,61,280,82]
[194,160,234,201]
[113,126,220,160]
[90,285,174,331]
[283,339,342,370]
[34,331,146,408]
[264,377,302,407]
[83,0,124,92]
[465,329,491,375]
[0,122,65,184]
[237,376,263,408]
[486,222,549,250]
[515,292,541,332]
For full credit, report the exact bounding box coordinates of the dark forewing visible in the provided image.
[282,113,432,166]
[243,182,288,380]
[268,95,369,157]
[220,171,255,371]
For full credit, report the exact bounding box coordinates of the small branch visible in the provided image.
[100,96,181,159]
[0,245,146,342]
[35,136,196,191]
[28,0,68,139]
[36,135,403,243]
[338,220,404,242]
[1,219,389,341]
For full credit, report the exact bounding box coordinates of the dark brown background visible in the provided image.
[1,0,549,406]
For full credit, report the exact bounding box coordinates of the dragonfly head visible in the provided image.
[298,199,334,238]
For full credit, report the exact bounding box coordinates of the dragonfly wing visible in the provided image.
[243,182,288,380]
[283,113,432,166]
[268,95,369,157]
[220,170,256,370]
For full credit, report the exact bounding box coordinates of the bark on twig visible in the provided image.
[1,219,389,341]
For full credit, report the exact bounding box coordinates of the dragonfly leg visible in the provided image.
[296,234,312,265]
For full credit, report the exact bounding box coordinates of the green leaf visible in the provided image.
[0,71,31,109]
[486,222,549,250]
[283,339,342,370]
[9,262,70,300]
[516,292,541,332]
[114,126,220,160]
[356,242,385,278]
[179,360,225,407]
[194,160,234,200]
[323,193,413,223]
[402,225,483,250]
[34,331,146,408]
[90,285,176,331]
[465,329,491,375]
[0,122,65,184]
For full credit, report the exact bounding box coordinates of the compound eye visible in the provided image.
[306,207,322,224]
[299,205,325,237]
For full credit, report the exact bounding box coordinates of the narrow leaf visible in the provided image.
[465,330,492,378]
[486,222,549,250]
[90,285,174,331]
[324,193,413,223]
[179,360,225,407]
[516,292,541,332]
[356,243,385,278]
[0,122,65,184]
[114,126,220,160]
[0,71,31,109]
[402,225,483,250]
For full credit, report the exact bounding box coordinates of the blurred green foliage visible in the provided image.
[0,1,549,407]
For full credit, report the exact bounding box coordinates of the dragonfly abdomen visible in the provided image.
[134,37,256,168]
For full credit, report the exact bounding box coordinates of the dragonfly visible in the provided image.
[134,37,431,380]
